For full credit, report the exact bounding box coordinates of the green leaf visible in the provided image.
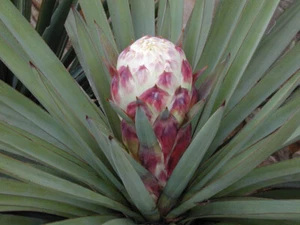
[29,63,119,185]
[11,0,31,22]
[102,218,138,225]
[157,0,183,43]
[0,19,28,60]
[79,0,119,69]
[217,157,300,197]
[0,80,120,191]
[0,20,29,94]
[123,152,160,189]
[244,89,300,149]
[79,0,117,51]
[168,97,300,218]
[130,0,155,38]
[194,54,230,134]
[106,0,135,51]
[285,125,300,146]
[65,9,121,140]
[168,0,184,43]
[157,0,170,39]
[135,105,157,148]
[218,219,300,225]
[35,0,56,35]
[86,116,116,163]
[109,138,159,221]
[211,43,300,153]
[211,0,280,110]
[272,182,300,189]
[0,121,122,201]
[0,206,73,217]
[86,116,132,200]
[0,178,113,214]
[254,189,300,200]
[0,18,27,96]
[54,29,69,60]
[183,0,214,70]
[109,100,133,124]
[0,153,143,221]
[158,104,224,214]
[189,99,205,132]
[93,21,119,66]
[45,216,118,225]
[0,194,92,217]
[0,142,30,159]
[209,129,300,192]
[0,1,110,165]
[227,1,300,111]
[195,0,247,80]
[188,198,300,220]
[0,80,87,161]
[42,0,73,55]
[86,115,160,208]
[0,214,46,225]
[189,71,300,194]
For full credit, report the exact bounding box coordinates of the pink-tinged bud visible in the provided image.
[157,71,176,89]
[121,121,139,161]
[169,87,191,123]
[139,85,170,123]
[110,36,197,193]
[141,174,163,202]
[139,145,168,186]
[111,72,120,104]
[111,36,193,125]
[126,98,152,121]
[153,111,178,163]
[189,86,199,108]
[181,60,193,88]
[136,65,149,85]
[167,125,192,176]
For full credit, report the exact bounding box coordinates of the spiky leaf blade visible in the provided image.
[106,0,135,51]
[44,216,119,225]
[227,1,300,111]
[158,104,224,214]
[211,0,280,110]
[183,0,214,69]
[130,0,155,38]
[109,138,160,221]
[65,9,121,140]
[188,199,300,221]
[217,157,300,197]
[0,153,142,221]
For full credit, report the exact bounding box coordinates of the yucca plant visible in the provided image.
[0,0,300,224]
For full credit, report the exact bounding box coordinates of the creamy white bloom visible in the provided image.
[111,36,193,124]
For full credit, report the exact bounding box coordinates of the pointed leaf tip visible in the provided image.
[160,107,171,119]
[176,28,185,47]
[223,53,231,63]
[29,61,35,68]
[193,65,208,82]
[135,97,144,106]
[222,100,226,107]
[103,59,117,77]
